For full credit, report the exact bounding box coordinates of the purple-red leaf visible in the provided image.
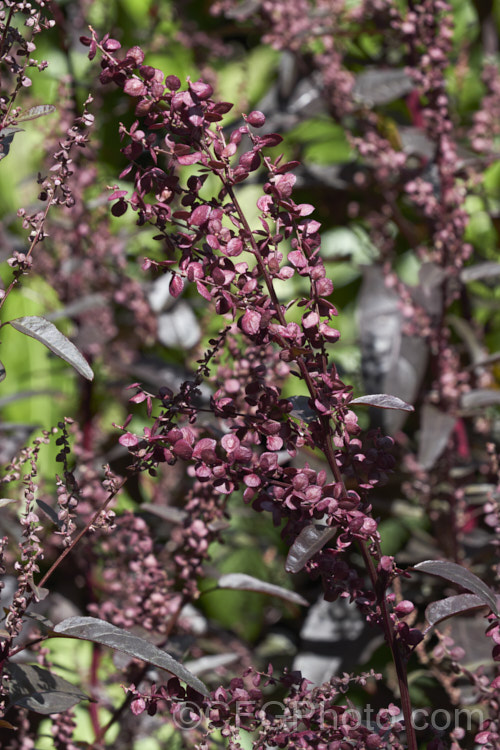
[350,393,414,411]
[177,151,203,166]
[169,274,184,298]
[123,78,147,97]
[189,204,211,226]
[413,560,499,616]
[217,573,308,606]
[246,110,266,127]
[241,309,261,336]
[196,280,212,301]
[172,439,193,460]
[119,432,139,448]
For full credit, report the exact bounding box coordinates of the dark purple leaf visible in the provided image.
[350,393,414,411]
[24,611,55,635]
[0,126,23,160]
[52,616,209,695]
[413,560,499,616]
[285,525,335,574]
[258,133,283,147]
[217,573,308,606]
[417,404,456,470]
[36,499,62,528]
[111,199,127,217]
[6,663,89,715]
[288,396,318,424]
[189,80,213,100]
[9,317,94,381]
[425,593,489,632]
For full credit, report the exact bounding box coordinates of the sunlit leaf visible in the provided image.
[350,394,414,411]
[16,104,56,122]
[425,593,489,632]
[217,573,308,606]
[9,317,94,381]
[285,524,335,574]
[52,617,209,695]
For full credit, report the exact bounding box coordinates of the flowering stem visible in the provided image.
[38,477,128,590]
[228,163,418,748]
[360,542,417,750]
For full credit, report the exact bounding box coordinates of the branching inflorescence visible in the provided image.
[75,28,434,748]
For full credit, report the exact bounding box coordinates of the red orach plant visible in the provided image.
[0,2,498,749]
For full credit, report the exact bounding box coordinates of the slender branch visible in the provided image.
[38,476,128,590]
